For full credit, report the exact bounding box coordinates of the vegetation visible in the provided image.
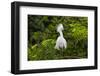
[28,15,88,61]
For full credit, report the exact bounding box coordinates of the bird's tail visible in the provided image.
[57,24,64,32]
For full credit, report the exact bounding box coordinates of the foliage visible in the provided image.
[28,15,88,61]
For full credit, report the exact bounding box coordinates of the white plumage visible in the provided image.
[55,24,67,50]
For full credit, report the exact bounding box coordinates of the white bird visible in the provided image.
[55,24,67,50]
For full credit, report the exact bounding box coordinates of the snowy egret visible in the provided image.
[55,24,67,50]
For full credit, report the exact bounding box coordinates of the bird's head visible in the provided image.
[57,23,64,32]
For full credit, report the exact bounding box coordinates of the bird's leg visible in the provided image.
[61,48,64,58]
[60,49,62,58]
[62,48,64,56]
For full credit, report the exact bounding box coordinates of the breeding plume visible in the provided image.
[55,24,67,50]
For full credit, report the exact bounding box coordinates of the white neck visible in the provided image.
[59,31,63,37]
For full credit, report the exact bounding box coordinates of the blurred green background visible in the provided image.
[28,15,88,61]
